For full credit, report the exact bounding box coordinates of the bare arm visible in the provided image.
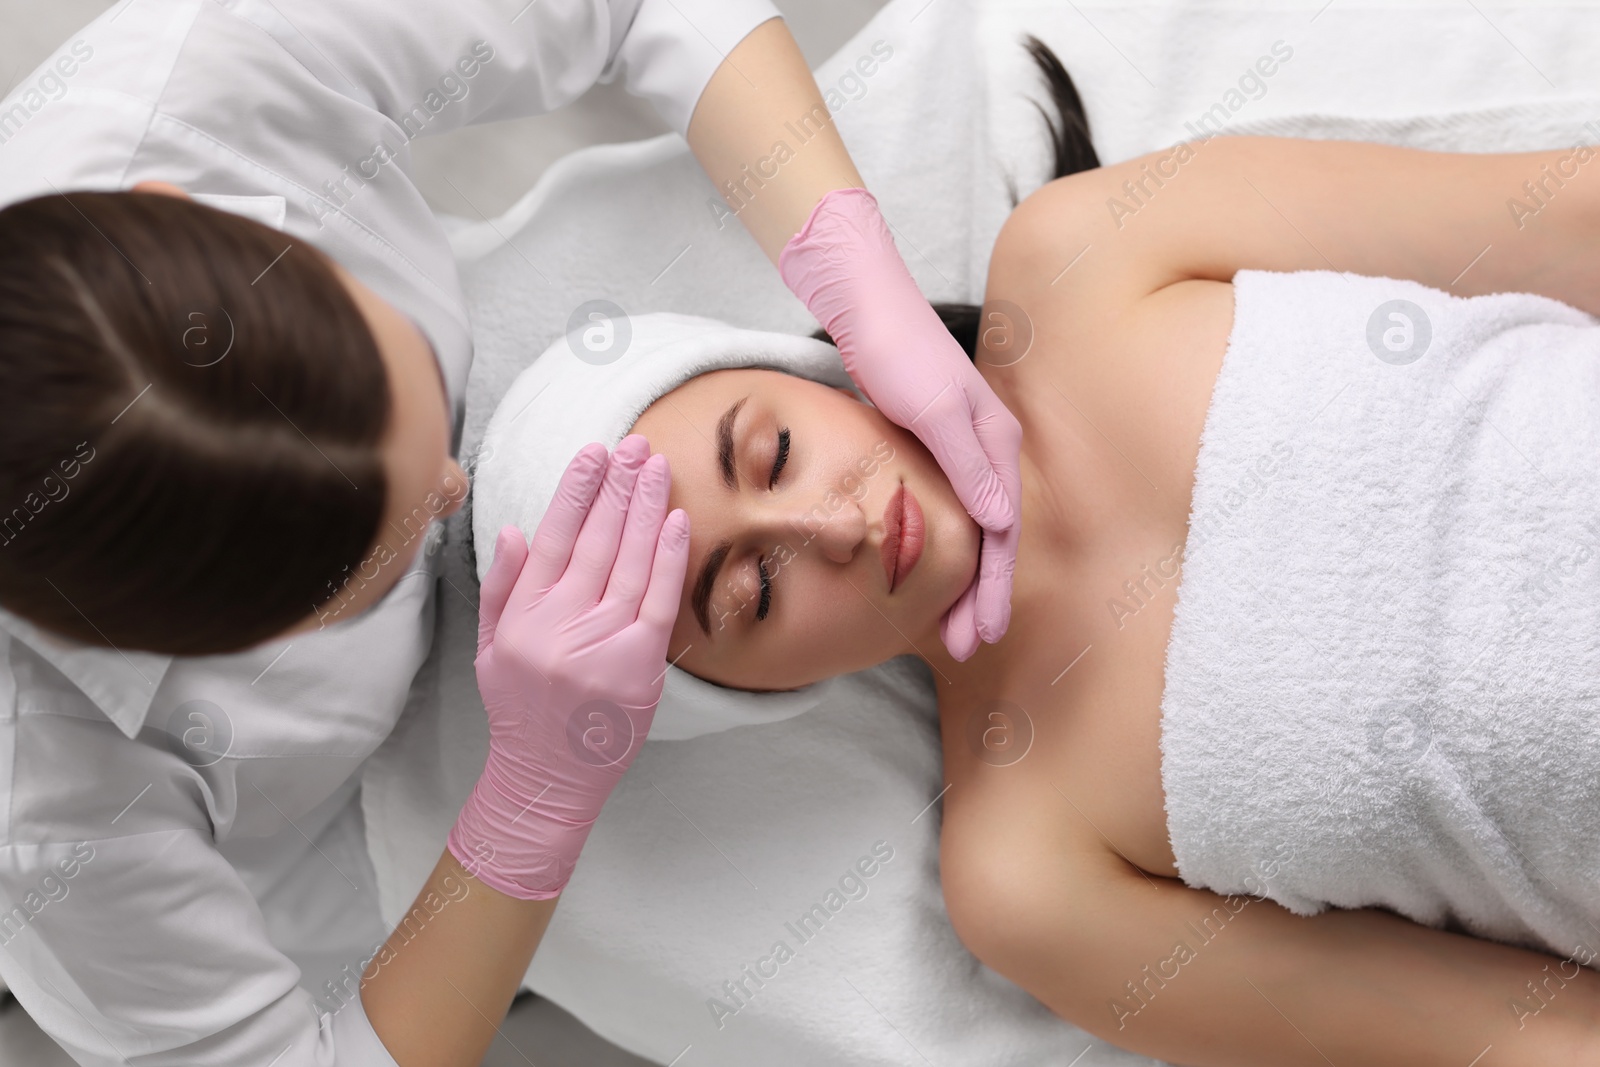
[360,850,557,1067]
[684,16,865,262]
[1015,135,1600,316]
[944,829,1600,1067]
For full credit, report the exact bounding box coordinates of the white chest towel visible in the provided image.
[1161,268,1600,964]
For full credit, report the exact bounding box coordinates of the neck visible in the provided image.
[911,576,1024,697]
[915,628,967,693]
[909,441,1060,697]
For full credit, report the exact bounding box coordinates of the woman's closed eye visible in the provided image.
[756,556,772,620]
[767,427,790,489]
[755,426,790,622]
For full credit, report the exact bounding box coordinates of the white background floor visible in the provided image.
[0,0,884,1063]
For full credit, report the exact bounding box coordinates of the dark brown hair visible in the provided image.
[0,190,391,655]
[814,34,1100,360]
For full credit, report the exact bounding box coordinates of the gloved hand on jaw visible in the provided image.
[778,186,1022,661]
[448,435,690,900]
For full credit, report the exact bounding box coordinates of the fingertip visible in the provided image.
[976,602,1012,645]
[664,508,689,544]
[575,441,610,468]
[614,434,650,465]
[641,450,669,482]
[491,526,526,570]
[940,587,980,662]
[560,443,610,500]
[943,622,978,663]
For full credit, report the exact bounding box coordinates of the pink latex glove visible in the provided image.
[779,186,1021,660]
[447,435,689,899]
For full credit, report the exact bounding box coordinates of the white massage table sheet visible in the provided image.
[362,2,1600,1064]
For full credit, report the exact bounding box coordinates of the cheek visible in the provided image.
[687,583,881,690]
[767,569,901,678]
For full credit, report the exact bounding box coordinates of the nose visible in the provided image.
[765,490,866,564]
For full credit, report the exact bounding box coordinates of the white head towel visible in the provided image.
[470,311,851,740]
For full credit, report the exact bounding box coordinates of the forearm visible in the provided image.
[1223,137,1600,312]
[1021,873,1600,1066]
[1073,135,1600,315]
[685,16,864,262]
[360,848,558,1067]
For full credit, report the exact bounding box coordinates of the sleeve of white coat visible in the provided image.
[0,832,398,1066]
[232,0,781,138]
[603,0,784,135]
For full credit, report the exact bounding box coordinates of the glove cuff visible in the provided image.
[779,187,917,357]
[447,766,597,900]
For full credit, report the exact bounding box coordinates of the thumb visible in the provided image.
[477,525,528,658]
[915,383,1017,532]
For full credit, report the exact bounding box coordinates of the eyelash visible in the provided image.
[755,428,793,627]
[756,557,772,621]
[755,427,789,622]
[767,427,790,489]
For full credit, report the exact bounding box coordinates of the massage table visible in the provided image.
[362,2,1600,1063]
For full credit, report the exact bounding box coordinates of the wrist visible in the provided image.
[779,187,918,347]
[448,768,597,900]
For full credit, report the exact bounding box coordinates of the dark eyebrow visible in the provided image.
[691,538,733,636]
[715,395,749,490]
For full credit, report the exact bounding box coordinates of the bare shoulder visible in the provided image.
[981,166,1141,342]
[980,167,1237,529]
[936,720,1127,967]
[980,138,1252,329]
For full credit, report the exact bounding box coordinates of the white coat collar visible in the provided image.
[0,607,172,739]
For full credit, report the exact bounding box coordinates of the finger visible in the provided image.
[968,383,1024,533]
[476,525,528,658]
[939,577,981,662]
[912,382,1017,532]
[602,451,672,611]
[562,434,651,605]
[969,395,1022,644]
[635,508,691,643]
[611,510,690,749]
[973,521,1018,645]
[522,442,610,592]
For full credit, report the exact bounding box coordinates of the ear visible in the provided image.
[131,181,191,200]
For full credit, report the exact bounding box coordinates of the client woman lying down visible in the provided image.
[471,41,1600,1066]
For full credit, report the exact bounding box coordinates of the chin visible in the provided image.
[912,507,982,624]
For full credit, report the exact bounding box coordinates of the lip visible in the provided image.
[880,483,925,594]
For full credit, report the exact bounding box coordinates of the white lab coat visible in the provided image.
[0,0,778,1062]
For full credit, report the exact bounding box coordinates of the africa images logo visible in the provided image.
[0,40,94,146]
